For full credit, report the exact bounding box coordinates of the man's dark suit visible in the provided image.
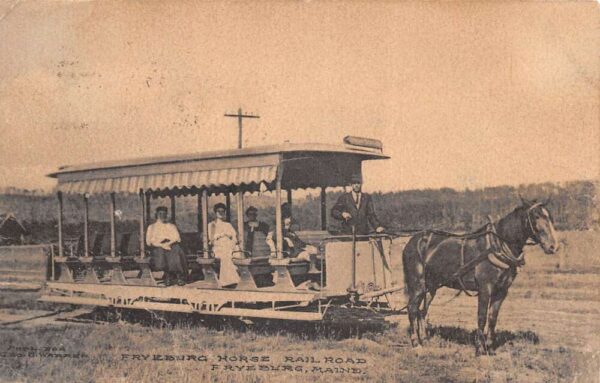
[331,192,381,235]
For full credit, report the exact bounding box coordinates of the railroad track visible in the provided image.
[0,281,42,291]
[0,309,67,326]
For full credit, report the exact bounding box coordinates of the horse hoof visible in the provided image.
[409,337,420,348]
[475,348,494,357]
[425,327,434,338]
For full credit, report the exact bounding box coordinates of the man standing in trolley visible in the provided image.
[331,173,385,235]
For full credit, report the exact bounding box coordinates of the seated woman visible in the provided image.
[146,206,188,286]
[208,203,240,287]
[266,204,318,261]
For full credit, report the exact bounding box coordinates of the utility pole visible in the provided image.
[224,108,260,244]
[224,108,260,149]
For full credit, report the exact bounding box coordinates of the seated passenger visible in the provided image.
[146,206,188,286]
[208,203,239,287]
[243,206,270,255]
[266,205,318,262]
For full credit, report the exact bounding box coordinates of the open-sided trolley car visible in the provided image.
[40,137,402,323]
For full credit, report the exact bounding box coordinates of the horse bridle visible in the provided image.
[524,202,544,245]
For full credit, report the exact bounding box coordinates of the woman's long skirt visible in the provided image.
[213,242,239,286]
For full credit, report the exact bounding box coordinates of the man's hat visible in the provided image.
[245,206,258,215]
[350,173,363,183]
[155,206,168,213]
[281,202,292,219]
[213,203,227,212]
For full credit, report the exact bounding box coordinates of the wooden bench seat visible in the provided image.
[228,231,326,290]
[53,255,82,283]
[269,257,313,291]
[58,232,138,284]
[232,256,273,289]
[193,257,220,287]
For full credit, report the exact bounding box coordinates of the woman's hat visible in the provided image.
[213,203,227,212]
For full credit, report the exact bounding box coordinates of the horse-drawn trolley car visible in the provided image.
[40,137,404,323]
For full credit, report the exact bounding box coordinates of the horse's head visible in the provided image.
[520,196,560,254]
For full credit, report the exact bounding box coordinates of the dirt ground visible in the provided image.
[0,231,598,382]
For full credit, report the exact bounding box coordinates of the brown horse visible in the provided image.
[402,198,559,355]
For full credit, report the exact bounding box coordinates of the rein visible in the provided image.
[399,202,549,316]
[389,227,513,243]
[406,202,543,270]
[395,219,529,313]
[417,222,524,300]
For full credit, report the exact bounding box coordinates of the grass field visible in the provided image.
[0,231,598,382]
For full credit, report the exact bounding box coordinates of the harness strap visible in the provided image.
[456,220,494,296]
[457,238,477,296]
[453,221,499,296]
[406,222,523,310]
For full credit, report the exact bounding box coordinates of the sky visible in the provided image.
[0,0,598,193]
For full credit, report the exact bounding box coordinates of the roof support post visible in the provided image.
[57,191,64,257]
[225,193,231,222]
[110,192,116,258]
[236,190,244,253]
[170,195,176,224]
[139,190,145,258]
[287,189,292,207]
[83,193,89,257]
[320,187,327,231]
[197,193,202,233]
[275,179,283,259]
[145,192,151,229]
[201,189,209,258]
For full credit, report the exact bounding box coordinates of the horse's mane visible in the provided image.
[427,202,545,239]
[474,203,531,234]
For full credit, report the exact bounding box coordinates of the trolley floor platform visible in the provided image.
[40,282,349,321]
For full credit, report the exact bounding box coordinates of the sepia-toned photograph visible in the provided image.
[0,1,598,382]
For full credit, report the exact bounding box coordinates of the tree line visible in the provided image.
[0,180,596,243]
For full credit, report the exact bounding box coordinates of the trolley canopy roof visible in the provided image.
[49,139,389,195]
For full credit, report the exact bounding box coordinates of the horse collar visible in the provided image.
[488,235,525,270]
[488,253,510,269]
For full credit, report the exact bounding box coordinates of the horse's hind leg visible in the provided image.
[407,290,425,347]
[422,289,437,339]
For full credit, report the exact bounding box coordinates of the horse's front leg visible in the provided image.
[475,284,492,356]
[485,288,508,354]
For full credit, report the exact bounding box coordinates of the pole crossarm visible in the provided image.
[223,112,260,119]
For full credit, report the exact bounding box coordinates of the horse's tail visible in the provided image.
[402,233,425,299]
[402,247,411,299]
